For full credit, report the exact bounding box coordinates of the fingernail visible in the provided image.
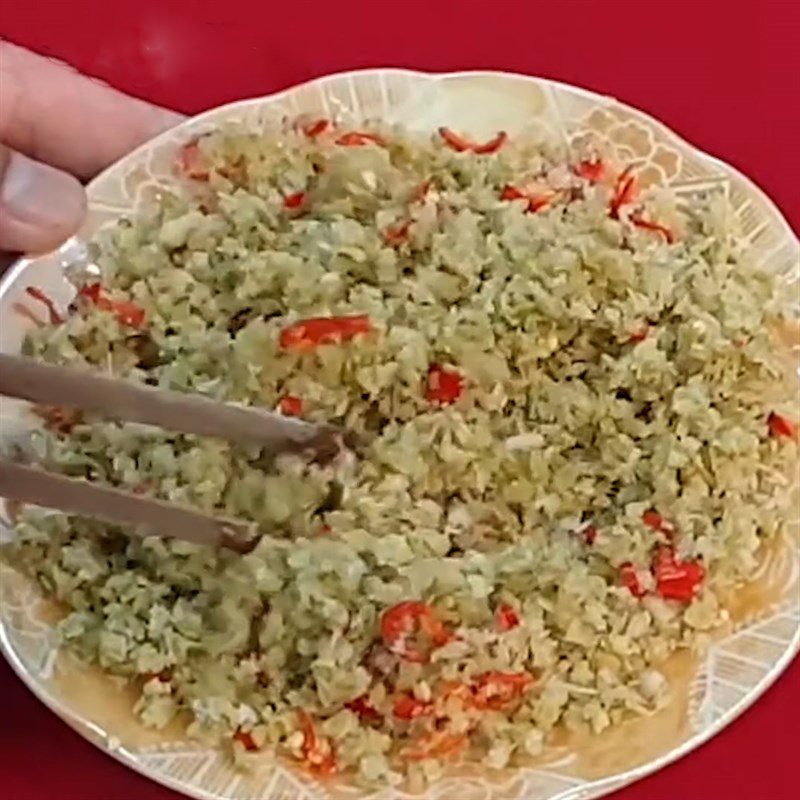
[1,151,86,250]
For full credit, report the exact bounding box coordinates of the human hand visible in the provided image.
[0,42,183,259]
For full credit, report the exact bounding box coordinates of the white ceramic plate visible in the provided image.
[1,69,798,800]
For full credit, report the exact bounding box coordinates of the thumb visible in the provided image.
[0,143,86,254]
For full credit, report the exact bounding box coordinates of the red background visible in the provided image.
[1,1,799,798]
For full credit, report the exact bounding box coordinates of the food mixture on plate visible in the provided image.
[4,119,798,788]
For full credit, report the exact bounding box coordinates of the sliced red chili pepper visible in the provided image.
[472,671,534,710]
[609,165,638,219]
[582,524,598,545]
[393,692,433,720]
[109,300,146,328]
[404,731,467,761]
[472,130,508,154]
[303,118,330,138]
[335,131,386,147]
[425,364,464,406]
[642,510,664,530]
[297,710,337,776]
[620,563,646,598]
[652,546,705,602]
[412,604,452,647]
[382,219,411,246]
[25,287,64,325]
[283,191,307,210]
[574,159,606,183]
[500,185,555,213]
[627,325,650,343]
[380,601,452,663]
[234,728,259,751]
[630,213,675,243]
[768,411,797,439]
[278,395,303,416]
[526,193,554,213]
[438,127,474,152]
[176,140,209,181]
[495,603,520,631]
[345,695,381,721]
[642,509,675,538]
[279,315,373,351]
[411,180,431,203]
[500,185,527,202]
[439,127,507,154]
[78,283,103,303]
[79,283,146,329]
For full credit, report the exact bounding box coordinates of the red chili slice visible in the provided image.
[278,395,303,416]
[425,364,464,406]
[107,300,145,328]
[768,412,797,439]
[630,213,675,243]
[345,695,381,721]
[234,729,259,751]
[609,166,638,219]
[652,546,705,602]
[303,119,330,138]
[176,140,209,181]
[335,131,386,147]
[620,563,646,598]
[472,130,508,154]
[25,286,64,325]
[500,185,527,202]
[393,692,433,720]
[642,509,675,538]
[495,603,521,631]
[283,191,307,210]
[78,283,146,329]
[382,219,411,246]
[439,128,507,154]
[500,184,556,213]
[574,159,606,183]
[582,525,598,545]
[411,180,432,203]
[297,710,337,776]
[627,325,650,343]
[380,600,452,663]
[279,315,373,351]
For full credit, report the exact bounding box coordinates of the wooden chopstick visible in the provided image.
[0,459,254,552]
[0,353,333,453]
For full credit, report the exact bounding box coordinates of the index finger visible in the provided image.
[0,41,184,180]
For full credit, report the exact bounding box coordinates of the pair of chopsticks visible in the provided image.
[0,353,337,551]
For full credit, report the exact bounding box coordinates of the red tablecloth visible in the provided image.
[1,1,798,798]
